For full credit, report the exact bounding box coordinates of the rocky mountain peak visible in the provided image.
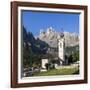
[38,27,79,47]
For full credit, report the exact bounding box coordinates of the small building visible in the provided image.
[41,59,48,69]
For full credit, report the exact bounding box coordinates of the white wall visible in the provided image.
[0,0,89,90]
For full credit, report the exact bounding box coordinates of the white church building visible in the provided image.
[41,32,68,70]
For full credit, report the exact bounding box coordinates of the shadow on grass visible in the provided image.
[73,70,79,74]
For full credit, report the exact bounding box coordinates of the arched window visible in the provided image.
[60,43,62,48]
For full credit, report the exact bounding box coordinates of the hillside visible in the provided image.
[65,45,79,55]
[23,26,49,55]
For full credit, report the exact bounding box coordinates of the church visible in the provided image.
[41,32,68,70]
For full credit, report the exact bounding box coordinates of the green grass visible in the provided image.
[33,67,79,76]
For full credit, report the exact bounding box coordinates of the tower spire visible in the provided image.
[58,28,65,65]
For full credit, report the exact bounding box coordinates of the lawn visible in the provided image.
[33,67,79,76]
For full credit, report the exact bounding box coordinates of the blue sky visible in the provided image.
[22,10,79,36]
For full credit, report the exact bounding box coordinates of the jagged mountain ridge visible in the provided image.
[38,27,79,47]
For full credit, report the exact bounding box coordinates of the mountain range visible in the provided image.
[23,26,79,55]
[38,27,79,48]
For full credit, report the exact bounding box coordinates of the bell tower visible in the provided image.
[58,32,65,65]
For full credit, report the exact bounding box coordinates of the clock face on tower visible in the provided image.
[60,33,64,38]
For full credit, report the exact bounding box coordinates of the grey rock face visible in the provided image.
[38,27,79,47]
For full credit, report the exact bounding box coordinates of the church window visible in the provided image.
[60,43,62,47]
